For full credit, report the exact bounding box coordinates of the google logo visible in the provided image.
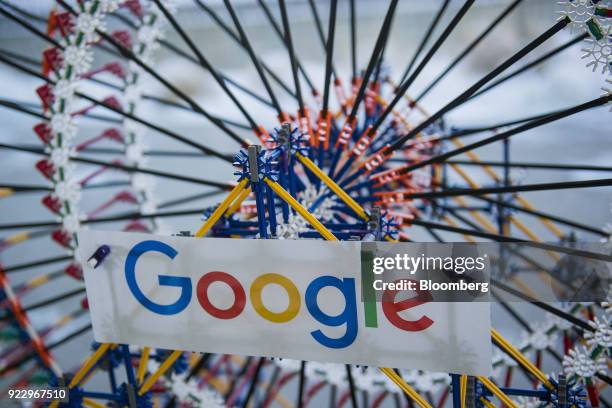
[126,240,434,349]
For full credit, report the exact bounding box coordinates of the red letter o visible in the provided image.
[197,271,246,319]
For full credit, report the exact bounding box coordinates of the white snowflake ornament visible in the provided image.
[584,315,612,351]
[62,45,94,77]
[558,0,597,33]
[75,12,104,43]
[62,213,82,234]
[562,345,607,380]
[54,180,82,206]
[50,113,78,143]
[525,321,558,350]
[581,28,612,74]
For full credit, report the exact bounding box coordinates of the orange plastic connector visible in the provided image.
[278,112,291,124]
[335,116,357,149]
[46,9,58,36]
[364,82,380,117]
[351,76,361,94]
[349,125,378,158]
[370,165,413,188]
[311,89,321,107]
[393,211,416,226]
[297,107,315,147]
[374,190,414,206]
[254,126,272,147]
[359,144,392,174]
[315,110,332,150]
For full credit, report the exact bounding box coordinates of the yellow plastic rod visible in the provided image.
[460,375,468,408]
[477,376,518,408]
[452,196,497,233]
[385,78,429,118]
[491,329,553,389]
[295,152,368,221]
[195,178,249,237]
[479,396,496,408]
[27,273,51,288]
[450,163,560,262]
[374,94,412,129]
[137,347,151,384]
[510,276,540,300]
[139,350,183,395]
[56,312,75,328]
[451,138,564,239]
[383,86,564,243]
[83,398,107,408]
[441,215,476,242]
[225,187,251,216]
[380,368,432,408]
[69,343,112,388]
[264,178,338,241]
[5,232,29,245]
[0,188,13,198]
[450,164,479,190]
[516,196,564,238]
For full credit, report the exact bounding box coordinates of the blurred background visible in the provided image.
[0,0,610,403]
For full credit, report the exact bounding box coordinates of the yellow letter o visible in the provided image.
[250,273,301,323]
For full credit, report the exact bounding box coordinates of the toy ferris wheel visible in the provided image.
[0,0,610,407]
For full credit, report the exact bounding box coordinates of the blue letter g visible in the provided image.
[125,240,191,315]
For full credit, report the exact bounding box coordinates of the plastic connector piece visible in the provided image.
[87,245,111,269]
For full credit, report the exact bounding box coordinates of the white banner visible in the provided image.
[78,231,491,375]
